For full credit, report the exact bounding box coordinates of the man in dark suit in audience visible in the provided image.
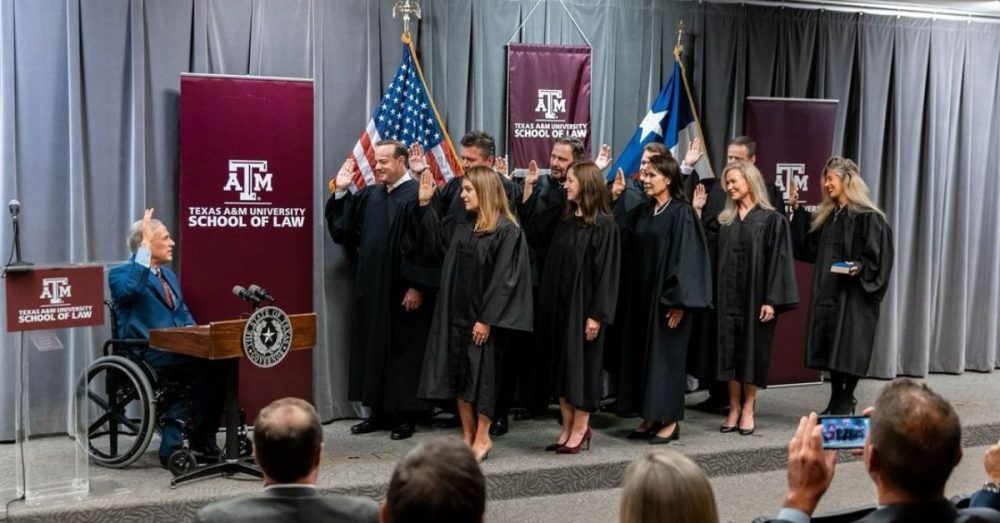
[380,436,485,523]
[771,379,1000,523]
[195,397,378,523]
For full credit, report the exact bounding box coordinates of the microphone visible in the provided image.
[248,284,276,303]
[6,198,31,267]
[232,285,261,306]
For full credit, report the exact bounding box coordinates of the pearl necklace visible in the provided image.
[653,198,672,216]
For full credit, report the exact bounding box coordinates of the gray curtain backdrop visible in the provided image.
[2,0,998,440]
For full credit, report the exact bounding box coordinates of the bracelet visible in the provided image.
[983,482,1000,494]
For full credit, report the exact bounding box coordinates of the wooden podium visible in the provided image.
[150,313,316,486]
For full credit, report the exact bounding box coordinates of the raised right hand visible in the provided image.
[525,160,540,187]
[408,143,428,174]
[141,208,155,246]
[418,171,436,206]
[334,158,356,192]
[611,168,626,201]
[693,183,707,212]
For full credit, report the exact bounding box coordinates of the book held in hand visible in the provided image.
[830,261,858,274]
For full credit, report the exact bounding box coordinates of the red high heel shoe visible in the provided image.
[556,428,592,454]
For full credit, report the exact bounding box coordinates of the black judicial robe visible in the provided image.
[325,180,432,414]
[703,207,798,387]
[538,214,621,412]
[790,206,894,377]
[615,198,712,422]
[412,206,533,418]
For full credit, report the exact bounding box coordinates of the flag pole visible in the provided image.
[393,1,463,178]
[673,21,715,178]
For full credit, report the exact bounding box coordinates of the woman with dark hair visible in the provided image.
[412,167,534,461]
[611,154,712,444]
[788,156,894,415]
[537,161,620,454]
[704,161,798,436]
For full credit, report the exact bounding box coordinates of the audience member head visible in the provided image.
[640,154,688,204]
[564,161,611,224]
[550,137,587,180]
[382,436,485,523]
[459,131,496,169]
[253,397,324,486]
[374,139,410,185]
[639,142,671,178]
[811,155,885,231]
[461,166,517,233]
[717,160,775,226]
[619,449,719,523]
[727,135,757,164]
[865,379,962,502]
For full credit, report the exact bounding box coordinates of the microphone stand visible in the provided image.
[8,212,33,268]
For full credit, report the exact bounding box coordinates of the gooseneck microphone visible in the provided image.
[7,198,32,267]
[247,284,276,303]
[232,285,262,306]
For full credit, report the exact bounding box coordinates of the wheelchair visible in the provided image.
[78,301,200,474]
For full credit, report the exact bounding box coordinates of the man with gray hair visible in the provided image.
[195,397,378,523]
[108,208,224,468]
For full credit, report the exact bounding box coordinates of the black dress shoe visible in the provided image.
[489,415,509,437]
[626,422,663,440]
[351,418,384,435]
[649,422,680,445]
[390,422,415,440]
[191,443,223,462]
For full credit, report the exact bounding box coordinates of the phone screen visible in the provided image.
[819,416,870,449]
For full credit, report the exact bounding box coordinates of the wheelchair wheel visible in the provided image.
[80,355,157,468]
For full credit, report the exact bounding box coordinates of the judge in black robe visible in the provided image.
[702,162,798,435]
[611,154,712,444]
[325,142,432,439]
[537,162,620,453]
[418,131,522,436]
[411,167,533,461]
[789,156,894,415]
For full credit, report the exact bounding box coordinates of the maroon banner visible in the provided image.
[745,97,839,386]
[179,74,313,418]
[5,265,104,333]
[507,44,591,168]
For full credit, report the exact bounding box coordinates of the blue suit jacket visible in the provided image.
[108,257,195,341]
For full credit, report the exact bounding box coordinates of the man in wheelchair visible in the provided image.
[108,208,225,468]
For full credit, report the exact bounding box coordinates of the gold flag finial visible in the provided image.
[674,20,686,58]
[393,0,422,38]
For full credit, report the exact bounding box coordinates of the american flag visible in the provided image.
[348,37,462,190]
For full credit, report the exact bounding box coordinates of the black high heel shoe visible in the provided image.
[649,422,680,445]
[720,408,741,433]
[626,422,663,440]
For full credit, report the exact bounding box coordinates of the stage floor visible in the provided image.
[2,372,998,522]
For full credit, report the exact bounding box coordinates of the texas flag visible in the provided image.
[607,60,706,180]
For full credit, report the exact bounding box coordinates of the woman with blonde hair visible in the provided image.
[411,167,534,461]
[705,161,798,436]
[537,161,620,454]
[789,156,894,415]
[619,449,719,523]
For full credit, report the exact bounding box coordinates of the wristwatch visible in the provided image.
[983,482,1000,494]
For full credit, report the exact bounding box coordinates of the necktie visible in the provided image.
[156,270,174,309]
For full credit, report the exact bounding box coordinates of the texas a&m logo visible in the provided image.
[223,160,273,202]
[39,277,71,306]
